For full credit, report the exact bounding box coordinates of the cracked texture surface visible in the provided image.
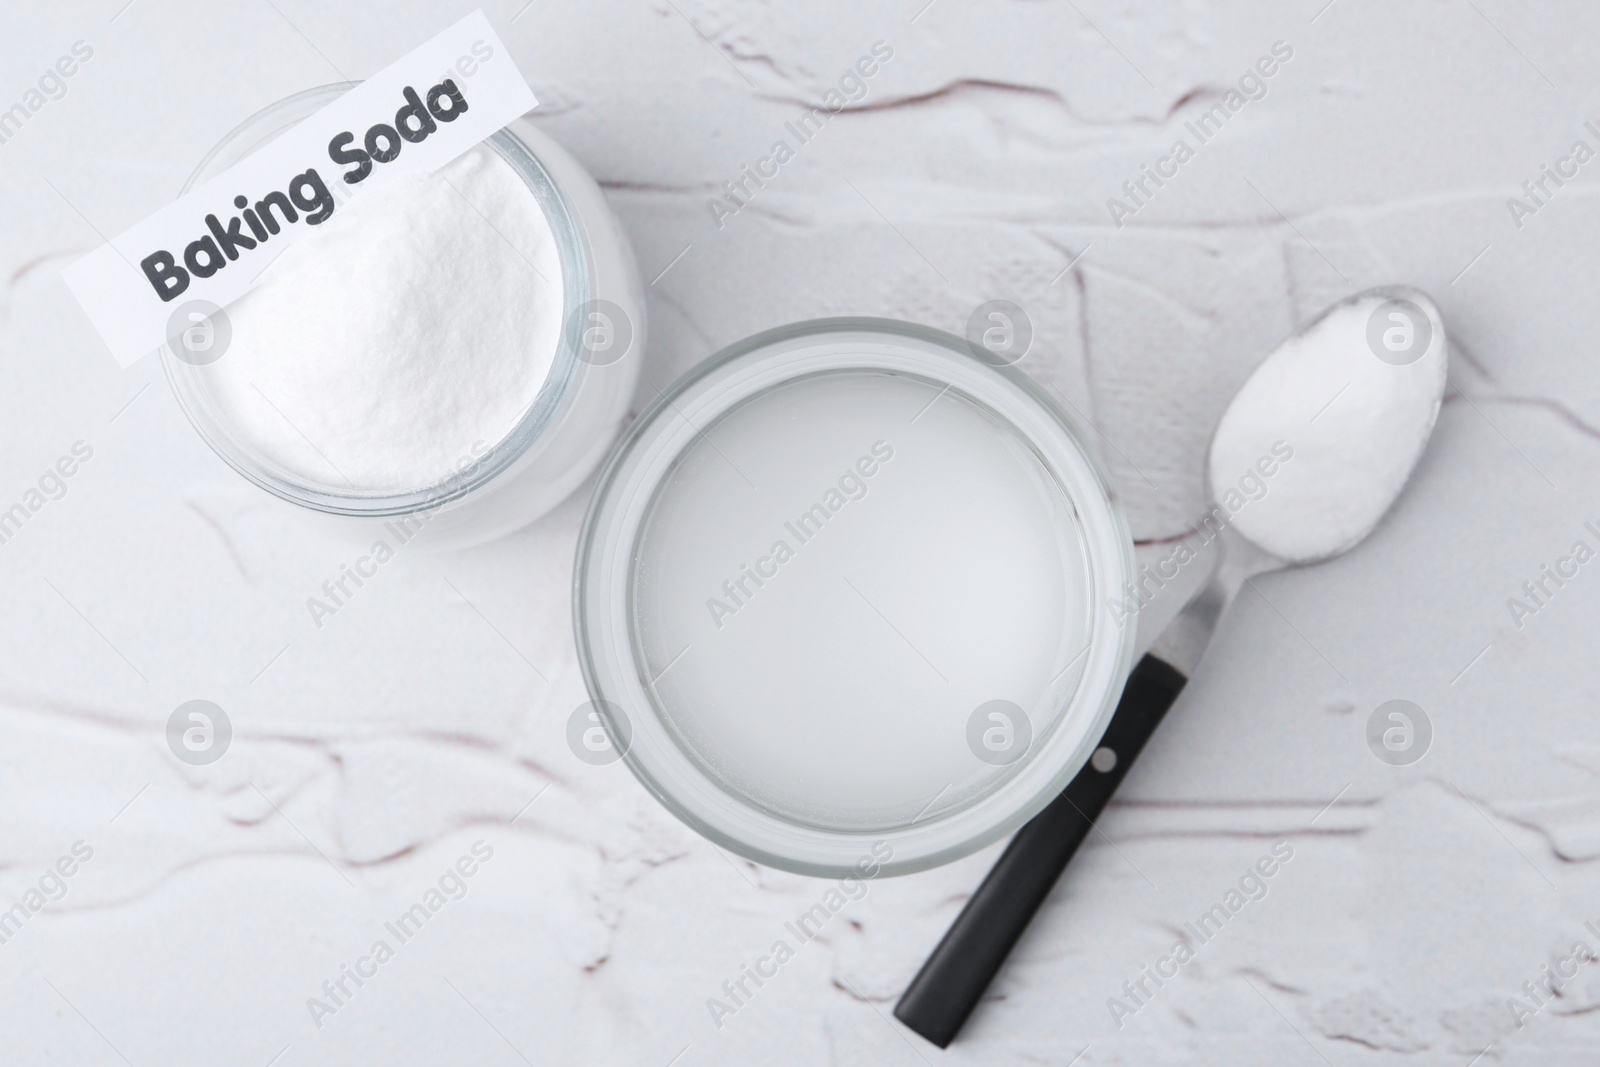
[3,1,1600,1064]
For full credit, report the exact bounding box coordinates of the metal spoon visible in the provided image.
[894,285,1450,1047]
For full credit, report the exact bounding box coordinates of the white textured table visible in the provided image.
[3,2,1598,1064]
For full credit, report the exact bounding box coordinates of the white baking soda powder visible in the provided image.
[202,143,563,491]
[1208,292,1447,563]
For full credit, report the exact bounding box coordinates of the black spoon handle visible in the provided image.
[893,653,1188,1048]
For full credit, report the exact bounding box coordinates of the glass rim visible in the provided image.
[573,317,1138,877]
[161,82,591,517]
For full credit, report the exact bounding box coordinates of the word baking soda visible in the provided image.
[201,142,562,491]
[140,79,470,302]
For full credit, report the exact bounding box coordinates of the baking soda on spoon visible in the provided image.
[1208,289,1449,563]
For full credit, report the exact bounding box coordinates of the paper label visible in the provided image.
[62,9,536,367]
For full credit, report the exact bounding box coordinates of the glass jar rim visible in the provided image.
[161,82,591,517]
[573,318,1137,876]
